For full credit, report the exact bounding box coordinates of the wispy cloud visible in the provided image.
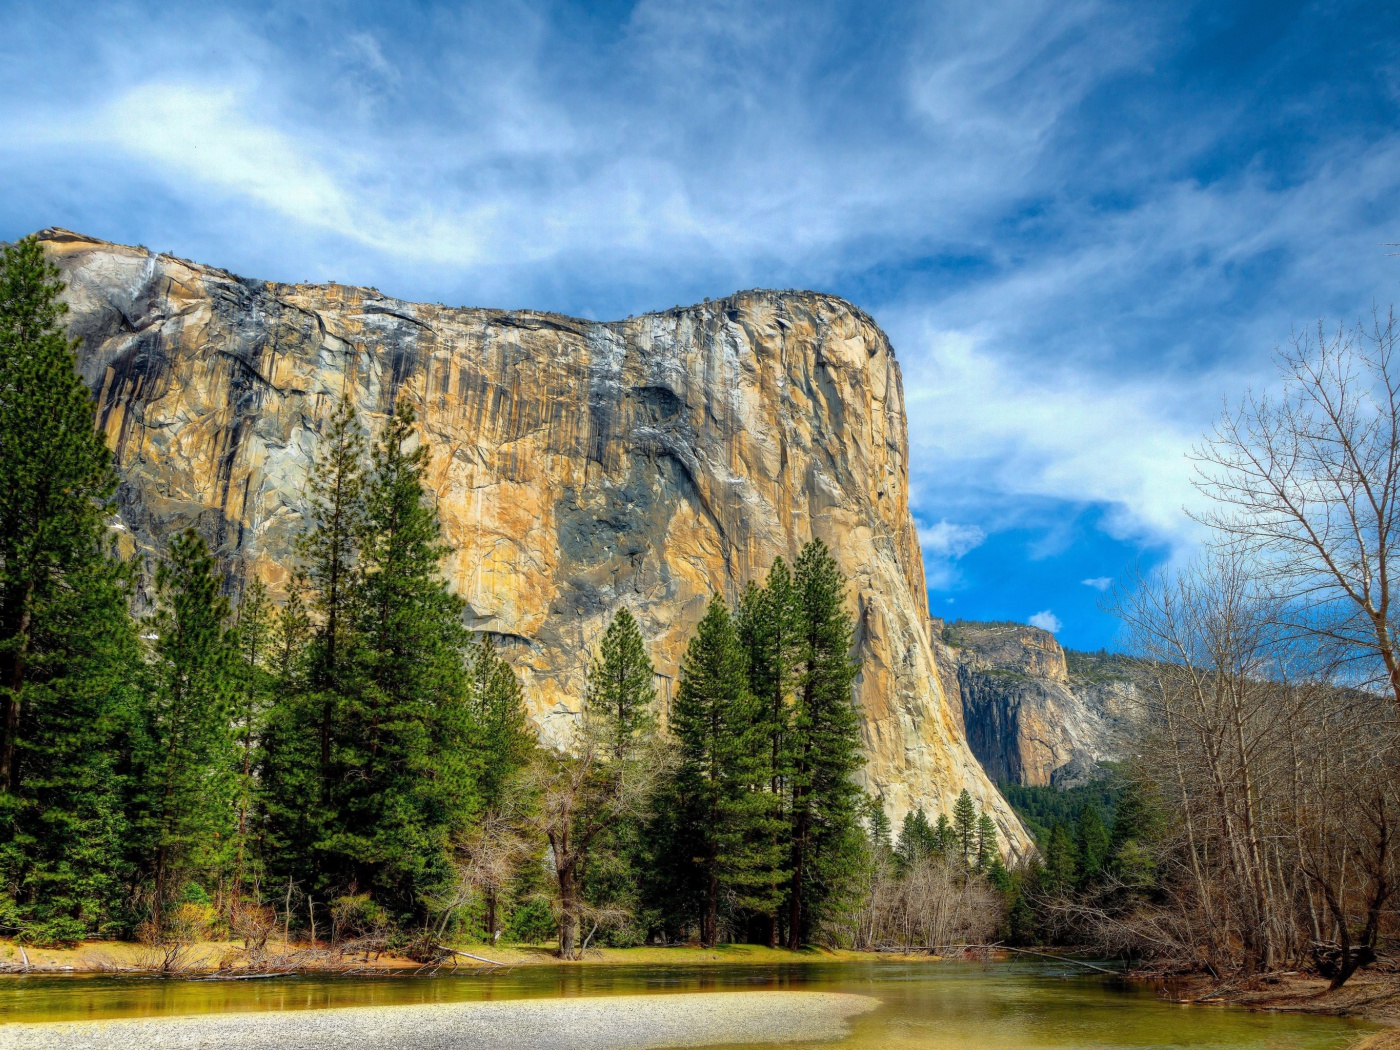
[918,520,988,589]
[1029,610,1063,633]
[1082,577,1113,591]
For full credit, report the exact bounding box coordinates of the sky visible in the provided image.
[3,0,1399,650]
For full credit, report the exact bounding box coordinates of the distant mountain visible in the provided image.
[934,619,1137,788]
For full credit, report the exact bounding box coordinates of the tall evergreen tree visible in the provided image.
[896,808,935,870]
[587,608,656,761]
[0,237,117,792]
[735,566,799,946]
[953,789,978,866]
[867,796,893,863]
[134,530,240,917]
[786,540,863,947]
[466,634,534,810]
[934,813,955,856]
[300,395,365,787]
[231,578,273,904]
[0,237,140,941]
[975,812,999,871]
[0,554,139,942]
[1042,822,1079,892]
[1075,804,1111,883]
[669,596,774,946]
[329,402,479,913]
[581,608,659,942]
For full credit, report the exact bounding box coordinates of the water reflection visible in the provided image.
[0,958,1374,1049]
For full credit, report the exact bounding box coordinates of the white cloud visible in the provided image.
[1081,577,1113,591]
[1028,610,1063,633]
[918,520,986,589]
[919,520,987,559]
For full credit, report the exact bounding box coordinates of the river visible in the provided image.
[0,958,1375,1048]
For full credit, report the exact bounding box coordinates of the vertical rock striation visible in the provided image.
[41,229,1030,852]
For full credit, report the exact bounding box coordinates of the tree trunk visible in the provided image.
[0,591,34,792]
[703,868,718,948]
[557,864,578,959]
[788,812,806,950]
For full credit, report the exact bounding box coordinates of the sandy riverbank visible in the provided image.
[0,989,880,1050]
[0,938,937,975]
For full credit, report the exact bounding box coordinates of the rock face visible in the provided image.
[938,621,1135,788]
[40,229,1031,853]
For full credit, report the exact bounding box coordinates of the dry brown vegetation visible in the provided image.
[1076,312,1400,992]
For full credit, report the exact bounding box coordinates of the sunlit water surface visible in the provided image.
[0,958,1375,1048]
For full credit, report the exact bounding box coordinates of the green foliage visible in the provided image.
[975,812,999,871]
[322,403,482,914]
[999,775,1123,846]
[0,237,118,792]
[1075,804,1111,882]
[896,808,936,869]
[866,796,893,862]
[786,540,865,946]
[587,608,656,760]
[1042,823,1079,892]
[953,789,978,866]
[134,530,241,915]
[668,596,781,945]
[1062,648,1136,683]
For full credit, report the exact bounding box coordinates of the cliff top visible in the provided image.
[33,228,890,348]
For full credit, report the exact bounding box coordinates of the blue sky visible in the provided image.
[3,1,1399,649]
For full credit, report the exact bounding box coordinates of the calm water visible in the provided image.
[0,958,1374,1048]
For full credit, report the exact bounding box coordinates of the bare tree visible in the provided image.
[1110,551,1398,985]
[523,710,671,959]
[1193,310,1400,706]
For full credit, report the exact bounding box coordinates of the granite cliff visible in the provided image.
[937,620,1135,788]
[39,229,1030,852]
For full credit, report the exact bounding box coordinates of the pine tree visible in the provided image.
[134,530,240,919]
[0,237,117,792]
[331,402,479,913]
[459,632,534,941]
[300,395,365,787]
[587,609,656,761]
[0,555,139,942]
[1042,822,1078,892]
[953,789,978,867]
[896,808,934,870]
[257,580,321,900]
[934,813,955,856]
[734,564,799,946]
[867,796,893,863]
[1075,804,1111,883]
[230,578,273,903]
[466,634,534,810]
[786,540,863,946]
[580,609,659,943]
[669,595,773,946]
[975,812,998,871]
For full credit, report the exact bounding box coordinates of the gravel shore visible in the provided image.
[0,989,880,1050]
